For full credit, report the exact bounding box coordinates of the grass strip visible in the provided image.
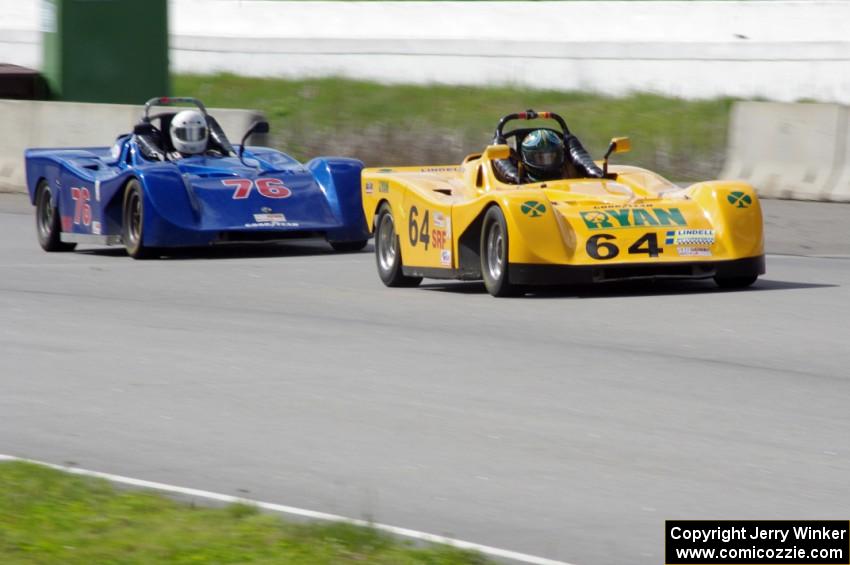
[0,461,490,564]
[175,73,734,181]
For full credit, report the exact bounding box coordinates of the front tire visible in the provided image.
[330,239,368,253]
[375,203,421,287]
[122,180,155,259]
[480,206,520,297]
[714,275,758,289]
[35,181,75,252]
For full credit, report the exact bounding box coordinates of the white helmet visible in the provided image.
[170,109,208,155]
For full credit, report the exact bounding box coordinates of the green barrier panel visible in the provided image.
[41,0,169,103]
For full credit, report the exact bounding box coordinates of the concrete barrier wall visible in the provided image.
[0,100,265,193]
[830,118,850,202]
[720,102,850,202]
[2,1,850,103]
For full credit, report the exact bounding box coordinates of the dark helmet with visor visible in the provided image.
[520,129,565,180]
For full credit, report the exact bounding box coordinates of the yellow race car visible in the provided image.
[361,110,764,297]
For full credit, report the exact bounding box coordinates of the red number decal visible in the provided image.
[71,187,92,226]
[256,178,291,199]
[71,187,80,223]
[81,188,91,226]
[223,178,254,199]
[223,178,291,199]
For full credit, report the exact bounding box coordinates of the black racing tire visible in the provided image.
[329,239,368,253]
[35,180,76,252]
[480,206,520,297]
[374,203,421,287]
[714,275,758,289]
[122,179,156,259]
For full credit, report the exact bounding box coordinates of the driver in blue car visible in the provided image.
[493,126,605,184]
[169,109,209,158]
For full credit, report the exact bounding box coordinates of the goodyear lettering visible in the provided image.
[580,208,687,230]
[593,203,654,210]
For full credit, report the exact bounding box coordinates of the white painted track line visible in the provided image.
[0,454,575,565]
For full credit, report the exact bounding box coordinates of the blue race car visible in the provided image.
[26,97,370,258]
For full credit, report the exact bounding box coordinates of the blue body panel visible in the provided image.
[25,136,370,248]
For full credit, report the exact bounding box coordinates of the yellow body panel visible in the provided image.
[361,149,764,277]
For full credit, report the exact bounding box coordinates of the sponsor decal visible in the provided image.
[420,167,459,173]
[580,207,686,230]
[665,229,715,246]
[433,211,446,228]
[379,181,389,193]
[92,221,101,235]
[365,182,374,194]
[521,201,546,217]
[253,213,286,223]
[441,249,451,266]
[244,221,299,228]
[677,246,711,257]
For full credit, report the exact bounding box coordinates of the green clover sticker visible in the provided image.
[521,201,546,217]
[727,191,752,209]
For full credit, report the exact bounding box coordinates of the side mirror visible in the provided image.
[239,120,270,166]
[483,144,511,161]
[602,136,630,176]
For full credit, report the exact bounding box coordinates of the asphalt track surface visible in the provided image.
[2,193,849,564]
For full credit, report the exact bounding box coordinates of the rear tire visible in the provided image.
[35,180,75,252]
[375,203,421,287]
[330,239,368,253]
[480,206,520,297]
[122,180,156,259]
[714,275,758,289]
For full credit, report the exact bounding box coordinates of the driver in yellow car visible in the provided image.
[491,110,605,184]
